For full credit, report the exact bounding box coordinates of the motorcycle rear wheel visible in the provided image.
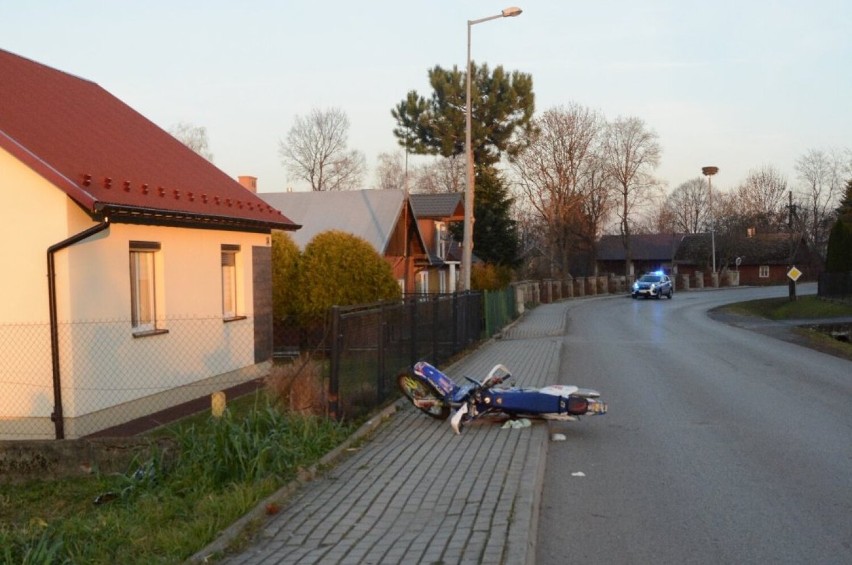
[396,371,451,420]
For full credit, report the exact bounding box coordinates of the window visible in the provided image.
[130,241,160,333]
[759,265,769,278]
[416,270,429,294]
[221,245,240,319]
[435,221,447,260]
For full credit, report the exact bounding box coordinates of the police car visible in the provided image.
[631,272,674,299]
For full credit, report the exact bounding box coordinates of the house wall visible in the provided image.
[736,265,789,286]
[1,149,74,438]
[416,218,454,294]
[58,222,268,437]
[385,212,424,294]
[417,219,438,257]
[0,149,271,439]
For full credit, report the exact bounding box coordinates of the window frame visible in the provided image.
[759,265,770,278]
[435,221,447,260]
[416,270,429,294]
[129,241,163,336]
[221,244,242,321]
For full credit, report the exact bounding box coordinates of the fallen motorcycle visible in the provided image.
[397,361,607,434]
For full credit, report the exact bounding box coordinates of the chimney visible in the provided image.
[238,175,257,193]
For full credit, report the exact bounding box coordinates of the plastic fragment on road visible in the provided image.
[501,418,531,429]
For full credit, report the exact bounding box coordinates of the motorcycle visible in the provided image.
[397,361,607,434]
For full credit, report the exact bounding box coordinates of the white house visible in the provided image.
[0,49,299,439]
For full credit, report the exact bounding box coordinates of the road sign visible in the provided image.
[787,266,802,282]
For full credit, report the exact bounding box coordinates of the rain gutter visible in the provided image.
[47,219,110,439]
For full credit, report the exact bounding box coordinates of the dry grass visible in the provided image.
[265,354,328,416]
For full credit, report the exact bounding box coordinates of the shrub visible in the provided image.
[471,263,513,290]
[296,230,401,322]
[271,231,301,321]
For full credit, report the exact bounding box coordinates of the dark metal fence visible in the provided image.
[483,287,518,338]
[819,272,852,299]
[327,292,484,420]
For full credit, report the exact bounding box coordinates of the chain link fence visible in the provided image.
[1,316,267,440]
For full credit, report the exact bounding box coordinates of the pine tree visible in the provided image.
[825,219,852,272]
[836,178,852,223]
[471,167,520,267]
[393,62,533,272]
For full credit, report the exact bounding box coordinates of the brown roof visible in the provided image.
[597,233,683,261]
[674,232,807,265]
[0,49,298,232]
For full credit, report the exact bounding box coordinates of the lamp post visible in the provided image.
[702,166,719,274]
[461,6,523,291]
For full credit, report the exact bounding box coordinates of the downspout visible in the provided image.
[47,219,110,439]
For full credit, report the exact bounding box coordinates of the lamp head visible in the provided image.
[502,6,522,17]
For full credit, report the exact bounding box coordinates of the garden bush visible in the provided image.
[295,230,401,322]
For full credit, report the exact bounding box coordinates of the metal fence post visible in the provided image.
[452,292,460,353]
[409,296,418,366]
[378,302,386,403]
[329,305,341,419]
[432,294,439,362]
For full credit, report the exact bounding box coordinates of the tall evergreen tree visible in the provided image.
[470,168,520,267]
[825,219,852,272]
[836,178,852,223]
[391,62,535,165]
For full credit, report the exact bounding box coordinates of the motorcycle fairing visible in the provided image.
[413,361,457,397]
[479,390,563,415]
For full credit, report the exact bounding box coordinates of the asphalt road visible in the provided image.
[537,285,852,564]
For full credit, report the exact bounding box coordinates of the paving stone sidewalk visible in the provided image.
[202,302,570,565]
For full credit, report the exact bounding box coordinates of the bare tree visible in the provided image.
[795,147,848,257]
[169,121,213,161]
[657,177,711,234]
[374,152,406,191]
[510,104,608,278]
[279,108,366,191]
[734,165,788,230]
[602,116,662,276]
[579,154,617,275]
[410,156,466,194]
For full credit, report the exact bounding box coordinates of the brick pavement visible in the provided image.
[203,303,570,565]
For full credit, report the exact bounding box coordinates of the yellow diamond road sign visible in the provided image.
[787,266,802,282]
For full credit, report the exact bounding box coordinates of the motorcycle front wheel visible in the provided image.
[396,371,451,420]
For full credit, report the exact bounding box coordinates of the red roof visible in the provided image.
[0,49,298,232]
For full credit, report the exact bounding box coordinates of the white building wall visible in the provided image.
[0,149,71,436]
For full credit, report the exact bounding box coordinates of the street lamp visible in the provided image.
[461,6,523,291]
[702,166,719,274]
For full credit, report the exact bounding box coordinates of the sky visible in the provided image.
[2,0,850,195]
